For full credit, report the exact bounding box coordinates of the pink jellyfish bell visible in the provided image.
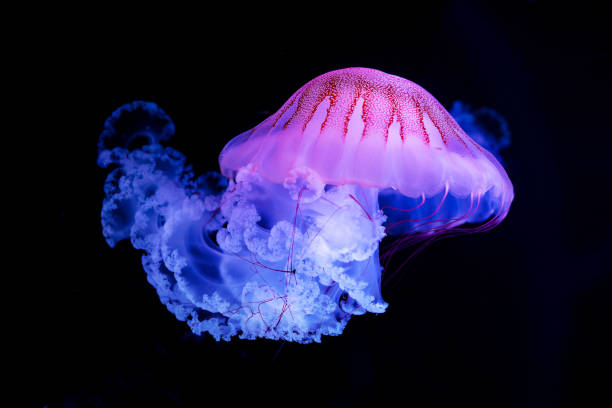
[221,67,512,206]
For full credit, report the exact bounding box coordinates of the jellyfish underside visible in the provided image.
[99,69,512,343]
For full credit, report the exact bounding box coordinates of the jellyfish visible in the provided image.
[449,101,511,163]
[98,68,513,343]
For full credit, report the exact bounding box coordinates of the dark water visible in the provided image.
[39,2,610,407]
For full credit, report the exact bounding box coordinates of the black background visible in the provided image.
[41,2,610,407]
